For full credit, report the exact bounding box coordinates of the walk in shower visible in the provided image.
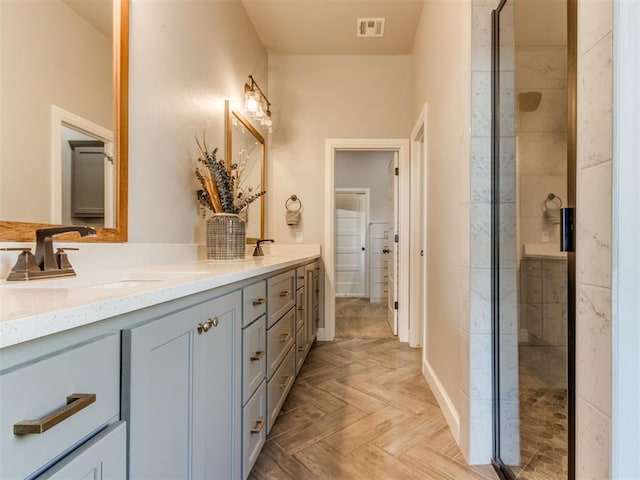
[492,0,576,478]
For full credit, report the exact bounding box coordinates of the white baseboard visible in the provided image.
[316,328,329,342]
[423,359,460,444]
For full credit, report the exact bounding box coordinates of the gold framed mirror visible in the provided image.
[0,0,129,242]
[225,101,265,242]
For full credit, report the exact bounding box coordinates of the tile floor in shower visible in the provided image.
[511,344,568,480]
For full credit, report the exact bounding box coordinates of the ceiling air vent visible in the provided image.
[357,18,385,37]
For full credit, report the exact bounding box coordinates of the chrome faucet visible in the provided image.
[252,239,274,256]
[2,226,96,281]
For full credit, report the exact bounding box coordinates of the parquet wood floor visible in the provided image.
[250,338,498,480]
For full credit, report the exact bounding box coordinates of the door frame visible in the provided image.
[410,104,428,350]
[334,188,371,298]
[51,105,114,226]
[321,138,410,342]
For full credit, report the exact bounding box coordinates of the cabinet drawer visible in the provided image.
[36,421,126,480]
[267,270,295,328]
[295,325,307,375]
[295,287,306,331]
[243,281,266,328]
[242,382,267,479]
[0,335,120,480]
[266,345,295,434]
[295,266,306,289]
[266,308,295,379]
[242,317,266,405]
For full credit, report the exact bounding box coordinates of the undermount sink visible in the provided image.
[86,279,163,289]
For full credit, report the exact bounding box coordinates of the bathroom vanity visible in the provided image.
[0,251,321,480]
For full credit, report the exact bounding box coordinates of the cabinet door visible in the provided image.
[123,291,241,480]
[36,422,126,480]
[193,292,242,480]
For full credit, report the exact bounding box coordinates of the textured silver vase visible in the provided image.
[206,214,246,260]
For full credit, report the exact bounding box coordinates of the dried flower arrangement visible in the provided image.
[194,135,265,217]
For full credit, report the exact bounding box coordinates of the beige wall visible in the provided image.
[266,55,411,245]
[128,0,267,243]
[0,0,112,223]
[411,0,472,447]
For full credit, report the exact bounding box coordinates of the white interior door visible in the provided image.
[387,154,399,335]
[335,192,367,297]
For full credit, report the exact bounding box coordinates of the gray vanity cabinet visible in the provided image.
[0,334,121,480]
[307,261,320,348]
[122,290,242,480]
[36,422,126,480]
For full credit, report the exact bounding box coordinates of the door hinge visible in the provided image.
[394,234,398,243]
[394,301,398,310]
[394,167,399,176]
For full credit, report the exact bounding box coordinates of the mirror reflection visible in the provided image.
[226,102,265,241]
[0,0,126,240]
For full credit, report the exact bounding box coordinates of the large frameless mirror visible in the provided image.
[0,0,129,242]
[225,101,265,242]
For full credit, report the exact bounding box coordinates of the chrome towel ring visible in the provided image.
[544,193,563,211]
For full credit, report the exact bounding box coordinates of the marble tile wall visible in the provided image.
[516,47,568,248]
[576,0,613,478]
[520,258,568,350]
[465,0,519,466]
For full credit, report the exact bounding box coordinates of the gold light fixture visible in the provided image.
[244,75,272,132]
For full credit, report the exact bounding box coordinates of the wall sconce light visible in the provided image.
[244,75,273,132]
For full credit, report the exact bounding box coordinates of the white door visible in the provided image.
[387,154,399,335]
[335,193,367,297]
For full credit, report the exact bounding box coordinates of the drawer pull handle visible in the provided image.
[252,298,267,306]
[250,350,265,361]
[298,306,305,311]
[279,291,289,297]
[298,345,305,351]
[197,317,219,334]
[13,393,96,436]
[280,333,292,342]
[280,375,293,390]
[250,418,266,434]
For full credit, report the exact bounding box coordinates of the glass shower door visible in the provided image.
[492,0,574,478]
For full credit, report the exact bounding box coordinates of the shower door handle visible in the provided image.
[560,207,575,252]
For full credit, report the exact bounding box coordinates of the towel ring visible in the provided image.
[544,193,563,211]
[285,195,302,212]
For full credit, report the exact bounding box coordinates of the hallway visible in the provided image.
[250,338,498,480]
[335,298,393,339]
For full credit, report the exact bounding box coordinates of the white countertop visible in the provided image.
[0,252,319,350]
[522,243,567,260]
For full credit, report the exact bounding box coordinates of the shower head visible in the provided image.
[518,91,542,112]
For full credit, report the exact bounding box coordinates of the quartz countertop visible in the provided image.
[0,251,319,350]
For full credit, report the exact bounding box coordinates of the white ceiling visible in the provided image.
[240,0,425,55]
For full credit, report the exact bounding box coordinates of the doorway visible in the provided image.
[322,138,410,343]
[333,153,394,339]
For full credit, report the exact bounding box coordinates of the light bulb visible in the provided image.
[244,89,260,114]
